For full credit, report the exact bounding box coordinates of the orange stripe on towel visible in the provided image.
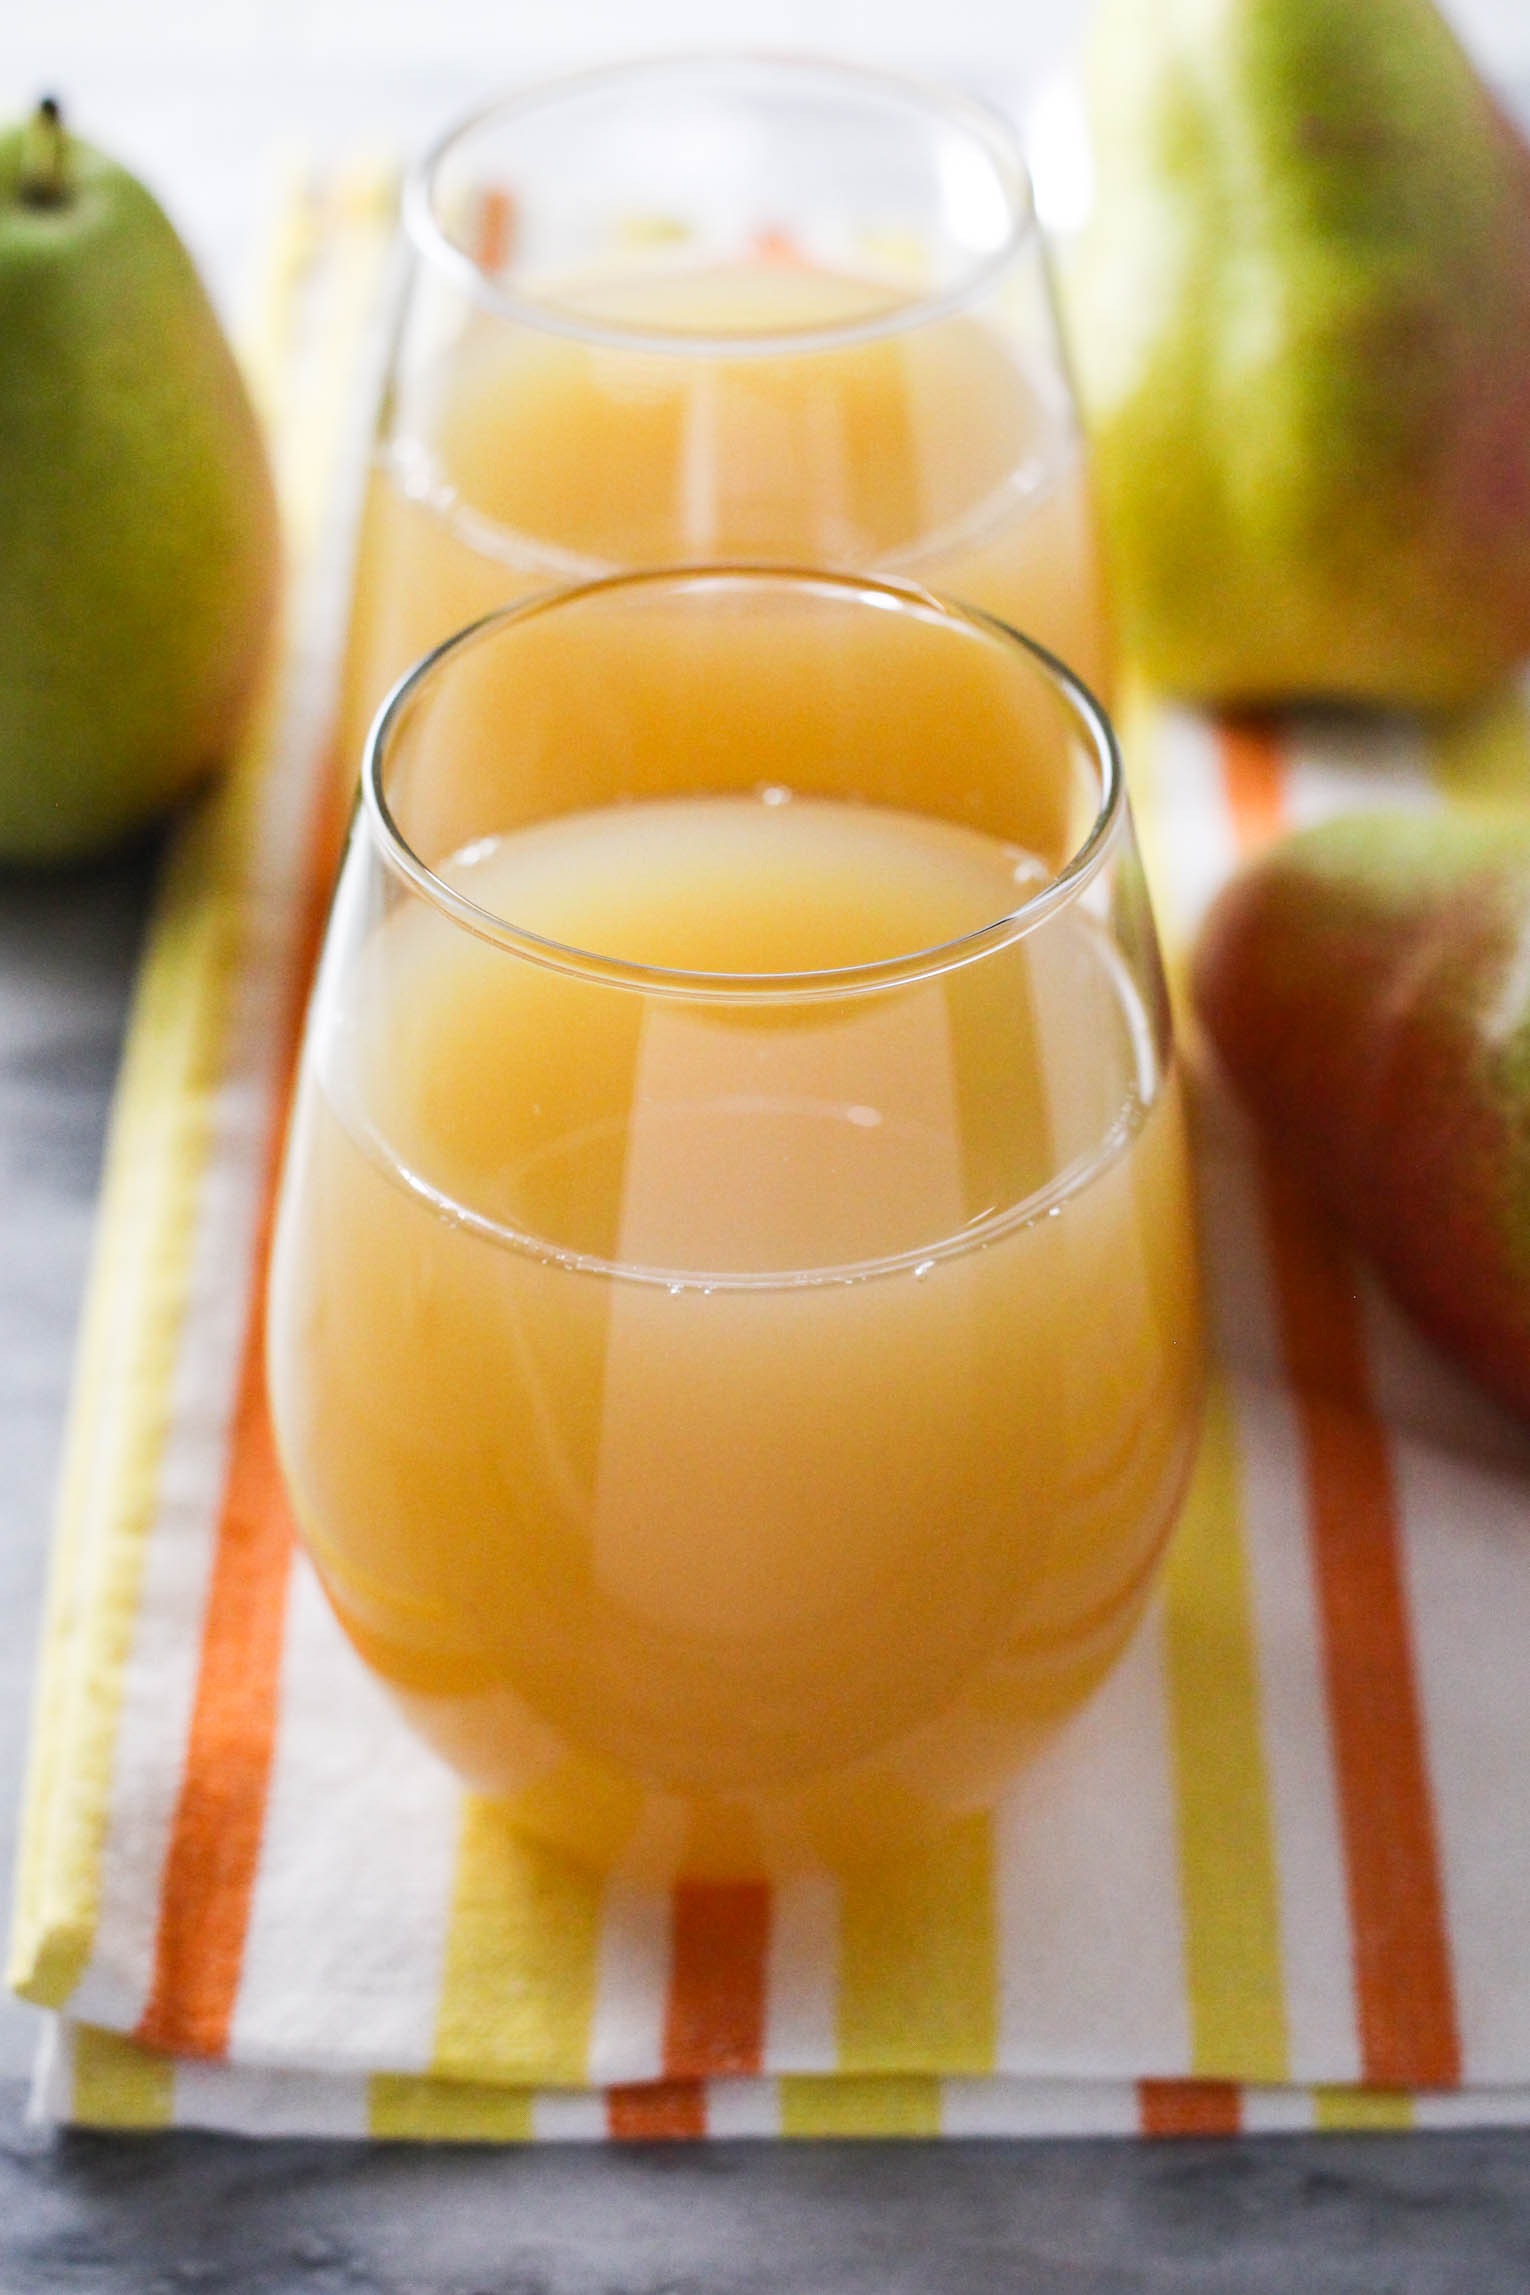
[1260,1166,1461,2089]
[1138,2079,1242,2137]
[607,2080,710,2140]
[663,1883,772,2081]
[137,763,343,2060]
[603,1883,772,2139]
[1218,716,1288,857]
[1215,717,1461,2091]
[135,1335,295,2057]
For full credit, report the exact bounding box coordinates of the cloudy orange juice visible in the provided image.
[268,572,1200,1878]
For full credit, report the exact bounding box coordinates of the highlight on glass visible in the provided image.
[338,55,1111,778]
[270,566,1202,1881]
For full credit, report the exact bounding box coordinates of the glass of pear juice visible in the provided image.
[266,566,1204,1883]
[336,55,1111,784]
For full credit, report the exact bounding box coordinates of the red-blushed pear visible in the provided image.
[1071,0,1530,711]
[0,100,278,863]
[1193,811,1530,1417]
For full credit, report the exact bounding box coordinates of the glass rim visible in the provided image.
[361,565,1125,1005]
[401,52,1039,360]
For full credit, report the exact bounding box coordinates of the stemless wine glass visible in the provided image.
[338,55,1110,779]
[269,567,1203,1882]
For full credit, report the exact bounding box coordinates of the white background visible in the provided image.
[5,0,1530,308]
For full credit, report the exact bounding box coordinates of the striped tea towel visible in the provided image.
[11,166,1530,2145]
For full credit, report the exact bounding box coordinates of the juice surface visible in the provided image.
[269,793,1201,1878]
[340,261,1110,774]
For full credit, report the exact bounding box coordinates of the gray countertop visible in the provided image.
[7,2102,1530,2292]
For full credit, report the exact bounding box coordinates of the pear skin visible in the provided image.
[0,104,279,863]
[1194,811,1530,1416]
[1072,0,1530,711]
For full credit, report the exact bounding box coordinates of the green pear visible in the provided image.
[1193,811,1530,1416]
[0,100,279,863]
[1071,0,1530,711]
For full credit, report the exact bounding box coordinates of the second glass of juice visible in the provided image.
[340,56,1110,774]
[269,568,1202,1881]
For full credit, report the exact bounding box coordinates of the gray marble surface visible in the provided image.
[2,777,1530,2295]
[4,2106,1530,2293]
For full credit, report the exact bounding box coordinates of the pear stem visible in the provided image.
[18,97,70,209]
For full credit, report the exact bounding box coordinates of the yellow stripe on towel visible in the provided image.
[369,2071,535,2143]
[1313,2085,1415,2133]
[838,1813,998,2077]
[780,2073,943,2138]
[432,1799,604,2088]
[71,2024,175,2131]
[1162,1378,1289,2083]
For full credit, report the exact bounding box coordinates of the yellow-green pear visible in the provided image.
[0,100,279,863]
[1070,0,1530,711]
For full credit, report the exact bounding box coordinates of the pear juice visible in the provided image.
[269,786,1201,1878]
[339,261,1111,776]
